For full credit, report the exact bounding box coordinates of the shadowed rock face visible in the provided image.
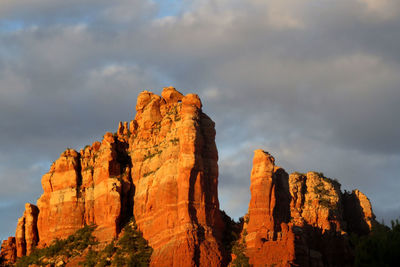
[0,88,376,267]
[243,150,374,267]
[343,189,376,235]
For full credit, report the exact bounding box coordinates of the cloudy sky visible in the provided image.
[1,0,400,240]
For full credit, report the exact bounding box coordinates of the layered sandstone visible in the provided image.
[36,133,132,247]
[128,88,225,266]
[243,150,374,267]
[37,149,85,246]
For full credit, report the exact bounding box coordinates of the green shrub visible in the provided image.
[143,150,162,160]
[169,138,179,145]
[231,240,250,267]
[79,219,152,267]
[353,219,400,267]
[115,220,153,266]
[16,224,98,267]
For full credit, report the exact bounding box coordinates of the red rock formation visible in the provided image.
[244,150,372,267]
[343,189,376,235]
[128,87,225,266]
[37,149,85,246]
[244,150,295,267]
[289,172,344,232]
[0,88,376,267]
[0,237,16,264]
[37,135,132,246]
[15,203,39,257]
[3,87,225,266]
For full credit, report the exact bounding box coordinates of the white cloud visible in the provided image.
[358,0,400,20]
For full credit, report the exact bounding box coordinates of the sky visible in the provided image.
[1,0,400,240]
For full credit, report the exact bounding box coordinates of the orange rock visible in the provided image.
[15,203,39,257]
[291,171,344,232]
[129,87,224,266]
[37,149,85,247]
[0,237,16,264]
[243,150,361,266]
[245,150,295,266]
[37,135,132,246]
[161,86,183,104]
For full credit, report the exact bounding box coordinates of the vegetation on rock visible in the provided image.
[81,219,153,267]
[15,224,98,266]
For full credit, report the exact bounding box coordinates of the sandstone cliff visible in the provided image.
[128,88,225,266]
[0,88,376,267]
[1,87,225,267]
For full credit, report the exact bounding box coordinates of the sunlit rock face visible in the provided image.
[0,88,376,267]
[3,87,225,266]
[128,88,225,266]
[243,150,375,267]
[15,203,39,257]
[244,150,296,267]
[36,133,133,247]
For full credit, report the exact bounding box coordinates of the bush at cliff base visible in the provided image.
[352,219,400,267]
[15,224,98,266]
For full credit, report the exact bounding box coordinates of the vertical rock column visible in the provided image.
[37,149,85,246]
[15,203,39,257]
[244,150,295,267]
[129,88,225,267]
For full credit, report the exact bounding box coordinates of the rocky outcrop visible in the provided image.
[128,88,225,266]
[244,150,295,266]
[289,172,344,232]
[343,189,376,235]
[37,149,85,246]
[243,150,374,267]
[36,133,132,247]
[15,203,39,257]
[0,237,16,264]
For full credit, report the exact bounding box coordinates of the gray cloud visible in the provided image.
[1,0,399,238]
